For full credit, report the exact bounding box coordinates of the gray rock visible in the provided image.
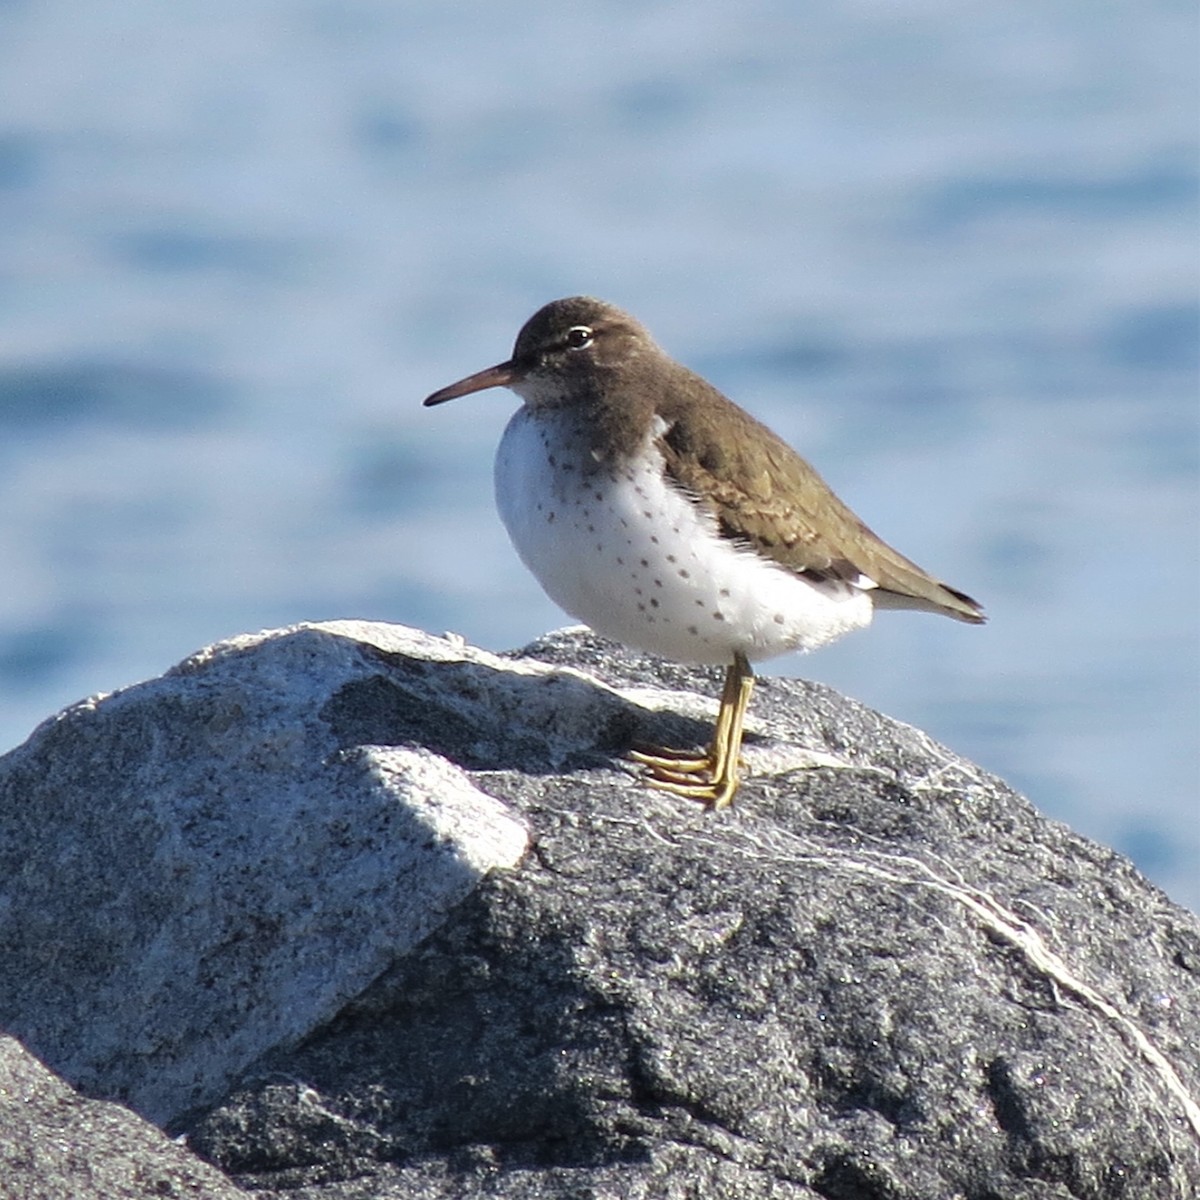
[0,1035,245,1200]
[0,621,529,1126]
[1,620,1197,1199]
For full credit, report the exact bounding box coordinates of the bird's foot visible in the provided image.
[626,653,753,811]
[627,743,713,775]
[627,744,740,810]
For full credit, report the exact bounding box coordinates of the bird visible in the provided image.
[424,297,985,808]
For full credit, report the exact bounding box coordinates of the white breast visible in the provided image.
[494,408,873,666]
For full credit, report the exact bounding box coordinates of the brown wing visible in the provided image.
[654,374,985,625]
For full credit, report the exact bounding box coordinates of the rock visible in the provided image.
[0,621,529,1127]
[1,621,1197,1199]
[0,1035,245,1200]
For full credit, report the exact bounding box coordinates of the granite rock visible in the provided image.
[0,621,529,1127]
[1,621,1197,1199]
[0,1035,245,1200]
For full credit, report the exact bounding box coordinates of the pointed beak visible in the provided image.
[423,359,522,407]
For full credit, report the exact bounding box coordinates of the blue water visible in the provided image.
[1,2,1196,909]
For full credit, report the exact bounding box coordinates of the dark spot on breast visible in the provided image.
[650,598,659,608]
[666,554,677,563]
[687,624,699,636]
[678,569,690,579]
[640,558,649,567]
[712,612,725,622]
[773,613,785,625]
[719,588,731,598]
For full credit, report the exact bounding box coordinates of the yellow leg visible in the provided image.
[628,654,755,809]
[629,660,742,776]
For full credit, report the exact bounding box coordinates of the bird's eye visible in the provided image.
[565,325,594,350]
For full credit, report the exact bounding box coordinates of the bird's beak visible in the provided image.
[423,359,522,407]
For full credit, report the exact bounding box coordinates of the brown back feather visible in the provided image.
[650,364,985,624]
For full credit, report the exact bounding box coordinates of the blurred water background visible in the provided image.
[0,1,1196,909]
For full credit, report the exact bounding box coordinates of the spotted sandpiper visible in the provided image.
[425,297,985,808]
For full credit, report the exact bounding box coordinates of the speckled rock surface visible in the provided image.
[187,625,1200,1198]
[0,621,529,1127]
[0,1036,246,1200]
[1,621,1197,1199]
